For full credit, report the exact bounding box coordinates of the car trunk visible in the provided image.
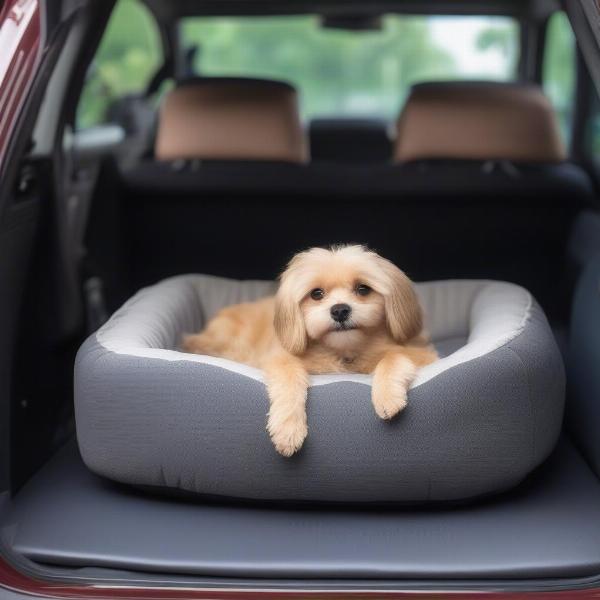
[2,199,600,593]
[3,436,600,585]
[2,0,600,596]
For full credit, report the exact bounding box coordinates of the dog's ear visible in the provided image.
[274,286,307,356]
[378,258,423,343]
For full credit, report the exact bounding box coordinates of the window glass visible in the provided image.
[180,15,519,119]
[76,0,162,129]
[587,93,600,157]
[542,11,576,143]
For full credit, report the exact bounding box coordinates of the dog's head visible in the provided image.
[274,245,423,355]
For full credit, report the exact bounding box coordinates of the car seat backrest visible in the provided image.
[309,118,392,163]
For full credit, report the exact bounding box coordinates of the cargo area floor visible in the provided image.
[2,438,600,581]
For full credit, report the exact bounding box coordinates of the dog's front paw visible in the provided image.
[267,412,308,457]
[371,354,416,420]
[371,380,408,420]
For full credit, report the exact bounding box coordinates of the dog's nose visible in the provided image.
[330,303,351,323]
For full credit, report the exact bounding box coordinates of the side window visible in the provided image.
[586,92,600,158]
[542,11,576,145]
[76,0,163,130]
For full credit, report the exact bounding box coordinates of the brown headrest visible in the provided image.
[155,78,307,162]
[394,82,566,163]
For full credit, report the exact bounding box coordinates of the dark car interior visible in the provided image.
[3,0,600,595]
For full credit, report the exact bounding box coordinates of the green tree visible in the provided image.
[78,7,518,127]
[542,12,576,140]
[77,0,162,128]
[182,16,457,118]
[476,25,518,72]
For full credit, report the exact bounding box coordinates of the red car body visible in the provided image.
[0,0,41,166]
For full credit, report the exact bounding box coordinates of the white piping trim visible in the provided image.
[93,279,533,391]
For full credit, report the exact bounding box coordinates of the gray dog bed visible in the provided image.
[74,275,564,503]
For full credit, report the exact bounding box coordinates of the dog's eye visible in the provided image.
[310,288,325,300]
[356,284,372,296]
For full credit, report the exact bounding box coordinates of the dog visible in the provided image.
[183,245,438,456]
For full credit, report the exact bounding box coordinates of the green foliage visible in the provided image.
[77,5,521,127]
[181,15,518,118]
[76,0,162,129]
[181,16,459,117]
[543,12,576,141]
[476,25,519,73]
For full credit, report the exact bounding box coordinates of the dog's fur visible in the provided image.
[183,245,438,456]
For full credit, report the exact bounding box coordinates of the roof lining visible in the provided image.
[143,0,561,21]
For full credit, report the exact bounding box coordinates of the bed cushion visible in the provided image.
[74,275,565,503]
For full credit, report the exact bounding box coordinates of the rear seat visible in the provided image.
[84,80,593,325]
[388,81,591,320]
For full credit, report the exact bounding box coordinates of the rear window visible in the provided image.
[180,15,519,119]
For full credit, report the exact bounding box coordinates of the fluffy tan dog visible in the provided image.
[183,245,437,456]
